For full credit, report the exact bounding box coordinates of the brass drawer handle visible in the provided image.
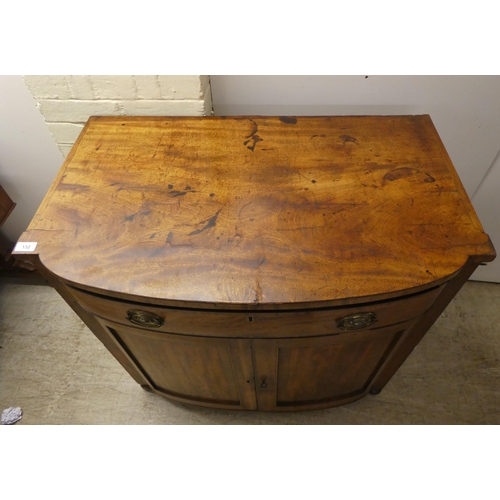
[337,312,376,331]
[126,309,164,328]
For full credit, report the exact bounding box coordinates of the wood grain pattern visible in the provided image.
[16,116,495,308]
[103,320,257,409]
[67,282,442,338]
[12,116,496,411]
[253,321,412,411]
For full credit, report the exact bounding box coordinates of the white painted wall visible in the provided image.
[0,75,63,243]
[470,152,500,282]
[211,76,500,282]
[25,75,212,158]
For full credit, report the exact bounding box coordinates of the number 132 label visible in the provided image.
[14,242,38,252]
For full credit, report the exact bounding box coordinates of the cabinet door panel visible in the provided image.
[102,320,256,410]
[253,322,412,411]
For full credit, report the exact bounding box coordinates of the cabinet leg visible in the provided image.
[141,384,152,392]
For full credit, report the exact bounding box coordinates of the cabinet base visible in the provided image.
[140,383,372,411]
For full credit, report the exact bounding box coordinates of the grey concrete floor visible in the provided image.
[0,280,499,424]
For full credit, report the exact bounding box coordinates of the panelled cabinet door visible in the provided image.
[252,322,413,411]
[100,320,257,410]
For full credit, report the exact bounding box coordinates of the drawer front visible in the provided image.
[67,285,443,338]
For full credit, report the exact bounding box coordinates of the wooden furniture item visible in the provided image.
[0,186,46,281]
[14,116,496,411]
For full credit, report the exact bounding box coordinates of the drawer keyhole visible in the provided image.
[260,376,267,388]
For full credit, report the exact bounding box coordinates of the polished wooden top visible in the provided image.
[16,116,495,307]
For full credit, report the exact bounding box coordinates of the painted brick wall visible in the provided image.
[24,75,213,157]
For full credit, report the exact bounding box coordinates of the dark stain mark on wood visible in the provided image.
[167,184,174,189]
[188,209,222,236]
[291,169,316,184]
[124,210,150,222]
[166,232,174,244]
[150,240,194,257]
[311,179,317,184]
[340,135,358,145]
[383,167,420,184]
[124,211,140,222]
[244,135,263,152]
[424,173,436,183]
[278,224,325,232]
[244,119,263,152]
[246,119,258,138]
[209,193,215,198]
[149,248,163,258]
[311,134,326,139]
[170,191,187,197]
[150,233,156,239]
[280,116,297,124]
[117,187,126,192]
[249,218,254,221]
[95,147,100,151]
[258,256,266,266]
[364,162,398,172]
[253,282,263,303]
[58,183,90,191]
[185,186,192,190]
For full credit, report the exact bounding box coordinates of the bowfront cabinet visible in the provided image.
[14,116,495,411]
[252,322,412,411]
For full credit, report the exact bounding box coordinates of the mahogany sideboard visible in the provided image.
[14,115,496,411]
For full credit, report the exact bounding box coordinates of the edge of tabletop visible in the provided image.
[12,114,496,310]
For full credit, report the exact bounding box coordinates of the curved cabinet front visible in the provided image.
[68,284,438,411]
[67,284,442,337]
[104,320,257,410]
[253,321,413,411]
